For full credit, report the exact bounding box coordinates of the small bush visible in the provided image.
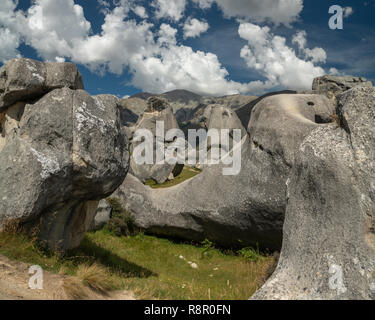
[237,244,262,263]
[105,198,137,237]
[200,239,215,259]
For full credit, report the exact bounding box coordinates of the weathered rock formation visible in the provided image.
[0,58,129,252]
[312,75,372,99]
[89,199,112,231]
[0,58,84,112]
[236,90,297,129]
[129,97,181,184]
[121,89,257,126]
[189,104,247,168]
[112,93,336,249]
[252,86,375,300]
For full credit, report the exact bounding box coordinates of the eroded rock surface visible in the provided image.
[252,86,375,300]
[113,94,335,249]
[0,58,84,112]
[0,59,129,252]
[129,97,180,184]
[312,75,372,99]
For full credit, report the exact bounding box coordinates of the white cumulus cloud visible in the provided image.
[152,0,186,22]
[193,0,303,26]
[0,28,21,63]
[239,23,325,91]
[0,0,248,95]
[183,18,209,39]
[133,5,148,18]
[192,0,215,9]
[293,31,326,64]
[343,7,354,18]
[0,0,329,96]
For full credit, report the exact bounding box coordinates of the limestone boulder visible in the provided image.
[112,93,335,249]
[0,86,129,252]
[252,87,375,300]
[312,75,372,99]
[89,199,112,231]
[0,58,84,112]
[129,97,181,184]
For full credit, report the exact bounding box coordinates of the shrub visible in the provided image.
[105,198,137,237]
[200,239,215,259]
[237,244,261,263]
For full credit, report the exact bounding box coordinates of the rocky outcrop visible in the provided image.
[112,94,336,250]
[236,90,296,129]
[0,58,129,252]
[89,199,112,231]
[188,105,247,168]
[123,89,257,125]
[0,58,84,112]
[252,86,375,300]
[129,97,181,184]
[312,75,372,99]
[249,94,335,167]
[120,97,147,126]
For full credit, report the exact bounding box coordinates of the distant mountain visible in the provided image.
[131,89,201,102]
[161,89,203,104]
[130,92,154,100]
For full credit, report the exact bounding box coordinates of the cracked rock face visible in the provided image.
[0,59,129,252]
[252,87,375,300]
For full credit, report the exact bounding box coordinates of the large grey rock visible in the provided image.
[120,97,147,122]
[236,90,296,129]
[126,89,257,125]
[190,105,247,168]
[112,94,335,249]
[0,58,84,112]
[129,97,181,184]
[89,199,112,231]
[312,75,372,99]
[0,87,129,252]
[207,105,246,135]
[249,94,335,167]
[252,87,375,300]
[203,94,257,110]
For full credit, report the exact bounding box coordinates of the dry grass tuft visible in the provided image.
[76,263,114,294]
[256,251,280,289]
[1,219,23,234]
[62,277,89,300]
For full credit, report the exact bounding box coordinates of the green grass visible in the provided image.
[145,166,201,189]
[0,229,277,300]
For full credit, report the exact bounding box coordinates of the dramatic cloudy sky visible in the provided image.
[0,0,374,97]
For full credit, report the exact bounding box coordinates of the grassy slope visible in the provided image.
[0,230,277,300]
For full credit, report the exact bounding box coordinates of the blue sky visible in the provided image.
[0,0,374,97]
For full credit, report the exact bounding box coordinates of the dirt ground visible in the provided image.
[0,254,135,300]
